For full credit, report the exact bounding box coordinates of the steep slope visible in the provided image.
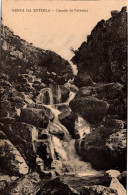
[1,24,73,85]
[71,7,127,84]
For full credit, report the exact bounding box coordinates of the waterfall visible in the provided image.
[36,88,54,106]
[37,82,102,175]
[75,116,91,139]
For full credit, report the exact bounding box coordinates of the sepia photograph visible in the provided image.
[0,0,127,194]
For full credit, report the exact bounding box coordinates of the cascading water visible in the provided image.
[36,85,103,176]
[36,88,54,106]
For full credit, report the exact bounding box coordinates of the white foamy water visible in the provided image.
[36,84,102,174]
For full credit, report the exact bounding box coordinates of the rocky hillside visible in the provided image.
[71,7,127,85]
[1,24,73,85]
[68,7,127,172]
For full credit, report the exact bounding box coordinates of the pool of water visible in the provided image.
[60,171,111,192]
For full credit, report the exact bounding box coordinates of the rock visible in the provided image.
[59,111,77,138]
[0,181,6,191]
[0,174,11,190]
[18,108,49,128]
[4,172,41,195]
[11,122,38,143]
[93,83,124,100]
[0,139,28,176]
[7,122,38,170]
[76,86,92,98]
[80,185,118,195]
[38,177,79,195]
[104,119,124,129]
[0,100,11,117]
[60,85,70,102]
[48,122,69,139]
[75,129,126,171]
[76,83,124,101]
[27,103,55,121]
[71,7,127,84]
[110,178,126,195]
[70,97,109,124]
[0,130,7,139]
[107,99,126,119]
[117,171,126,189]
[74,73,93,88]
[105,170,120,178]
[106,129,126,152]
[1,117,15,125]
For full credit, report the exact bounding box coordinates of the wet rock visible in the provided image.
[59,111,77,138]
[18,108,49,128]
[4,172,40,195]
[70,97,109,124]
[75,129,126,171]
[38,177,79,195]
[48,122,67,139]
[117,171,126,189]
[110,178,126,195]
[74,73,93,88]
[60,85,70,102]
[0,139,28,176]
[80,185,118,195]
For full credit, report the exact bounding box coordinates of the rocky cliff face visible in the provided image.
[69,7,127,172]
[1,24,73,85]
[71,7,127,84]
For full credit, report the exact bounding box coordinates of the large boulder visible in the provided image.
[47,122,65,139]
[27,103,55,121]
[3,122,38,171]
[59,111,77,138]
[0,139,28,176]
[105,170,120,178]
[80,185,118,195]
[3,172,40,195]
[18,108,49,128]
[60,85,70,102]
[92,83,124,100]
[74,73,93,88]
[110,178,126,195]
[70,97,109,124]
[75,129,126,171]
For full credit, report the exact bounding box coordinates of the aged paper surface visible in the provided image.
[1,0,127,194]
